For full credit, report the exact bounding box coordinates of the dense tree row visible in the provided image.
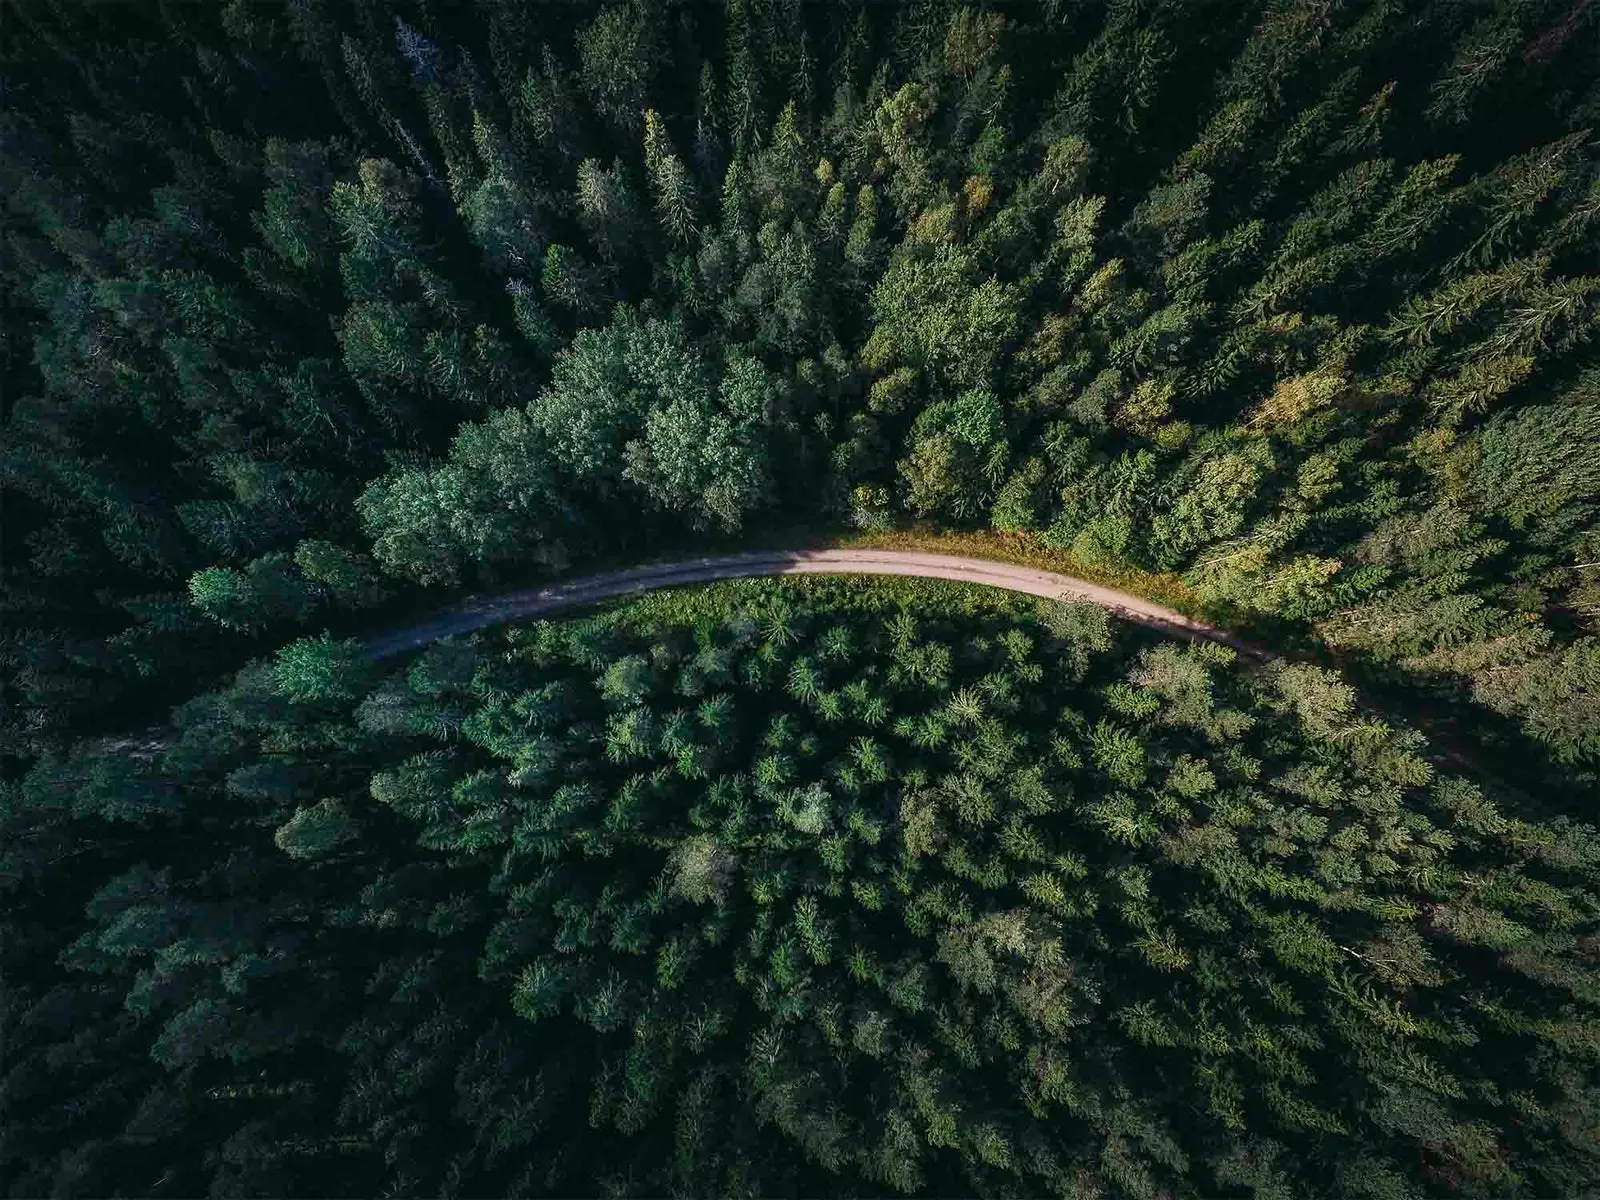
[3,0,1599,777]
[5,578,1598,1196]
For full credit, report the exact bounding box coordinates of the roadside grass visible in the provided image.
[376,519,1288,651]
[357,518,1318,675]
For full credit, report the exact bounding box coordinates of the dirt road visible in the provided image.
[82,552,1524,804]
[365,549,1265,660]
[88,550,1260,761]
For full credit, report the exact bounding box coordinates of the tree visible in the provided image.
[8,7,1600,1190]
[1144,440,1271,570]
[643,109,699,246]
[1470,638,1600,762]
[274,797,359,859]
[271,634,371,705]
[862,244,1022,393]
[253,139,337,276]
[897,385,1008,521]
[578,3,660,132]
[623,352,777,530]
[575,157,641,261]
[188,554,319,631]
[294,539,390,608]
[531,311,703,490]
[461,163,545,277]
[1458,381,1600,525]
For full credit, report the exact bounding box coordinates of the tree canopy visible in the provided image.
[4,0,1599,773]
[4,2,1600,1195]
[5,577,1600,1196]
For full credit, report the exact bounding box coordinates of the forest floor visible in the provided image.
[363,547,1266,660]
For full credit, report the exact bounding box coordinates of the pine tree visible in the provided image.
[643,109,699,246]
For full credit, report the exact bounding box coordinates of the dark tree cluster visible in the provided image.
[5,577,1599,1196]
[3,0,1599,770]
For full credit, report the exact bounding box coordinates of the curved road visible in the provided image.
[95,550,1260,761]
[365,549,1266,661]
[366,551,1510,783]
[90,550,1511,796]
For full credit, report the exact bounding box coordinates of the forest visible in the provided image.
[9,577,1600,1196]
[1,0,1598,1196]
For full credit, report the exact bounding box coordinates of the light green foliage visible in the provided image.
[357,405,561,583]
[623,352,776,530]
[642,109,698,245]
[360,311,780,572]
[270,633,370,705]
[577,4,658,131]
[188,554,318,631]
[669,834,732,904]
[862,244,1022,392]
[531,312,701,485]
[254,139,334,272]
[187,566,254,629]
[461,170,544,276]
[898,384,1009,520]
[1145,441,1271,570]
[1470,637,1600,762]
[292,539,389,608]
[574,156,638,259]
[1459,378,1600,524]
[16,0,1599,771]
[1269,661,1357,738]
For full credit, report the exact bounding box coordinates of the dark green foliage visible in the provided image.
[4,5,1600,1196]
[5,0,1600,771]
[0,0,1593,771]
[6,577,1598,1196]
